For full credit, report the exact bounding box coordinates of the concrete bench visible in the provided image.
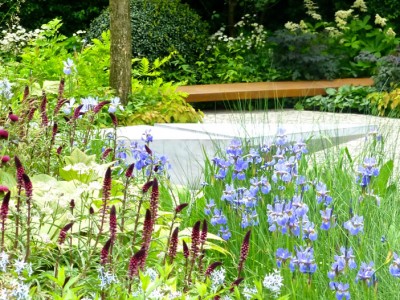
[177,78,374,103]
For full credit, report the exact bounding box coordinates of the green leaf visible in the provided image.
[139,270,151,291]
[64,148,96,166]
[372,160,393,197]
[42,80,61,95]
[58,266,66,287]
[0,170,17,190]
[195,281,207,297]
[325,88,337,96]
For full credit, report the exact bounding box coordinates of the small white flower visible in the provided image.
[98,267,118,290]
[88,181,102,191]
[243,285,258,300]
[0,251,9,272]
[81,96,98,113]
[39,233,52,244]
[62,98,76,115]
[108,97,124,113]
[63,58,75,75]
[145,268,158,281]
[14,259,27,275]
[11,280,30,300]
[263,269,283,298]
[169,290,182,299]
[149,288,163,299]
[210,267,226,291]
[0,78,13,100]
[0,288,8,300]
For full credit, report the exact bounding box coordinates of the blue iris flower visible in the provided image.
[329,282,350,300]
[276,248,292,268]
[290,246,317,274]
[356,262,375,287]
[320,207,334,230]
[211,208,227,226]
[389,252,400,277]
[344,215,364,235]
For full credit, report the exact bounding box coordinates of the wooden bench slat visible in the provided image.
[177,78,374,103]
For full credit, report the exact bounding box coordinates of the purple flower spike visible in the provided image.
[0,129,9,140]
[238,230,251,276]
[58,222,73,245]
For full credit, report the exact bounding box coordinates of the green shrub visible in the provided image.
[121,78,204,125]
[368,88,400,117]
[1,22,203,126]
[303,85,377,113]
[85,0,209,62]
[356,49,400,92]
[367,0,400,32]
[163,14,283,84]
[281,1,399,79]
[268,29,342,80]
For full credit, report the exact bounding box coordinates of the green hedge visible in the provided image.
[86,0,209,62]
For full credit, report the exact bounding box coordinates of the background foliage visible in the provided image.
[85,0,209,62]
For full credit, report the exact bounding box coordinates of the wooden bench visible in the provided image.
[177,78,374,103]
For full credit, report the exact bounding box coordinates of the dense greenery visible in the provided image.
[0,19,203,127]
[302,85,377,113]
[0,0,107,36]
[86,0,210,62]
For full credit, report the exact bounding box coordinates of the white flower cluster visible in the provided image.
[351,0,368,12]
[0,25,43,55]
[10,280,30,300]
[386,27,396,37]
[284,20,309,33]
[0,253,32,300]
[375,14,387,27]
[209,14,267,51]
[263,269,283,298]
[0,251,9,272]
[304,0,322,21]
[324,26,342,37]
[284,21,301,32]
[98,266,118,290]
[210,267,226,291]
[335,9,354,30]
[14,259,33,277]
[0,78,13,100]
[243,285,258,299]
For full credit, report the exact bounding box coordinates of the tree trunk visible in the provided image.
[109,0,132,105]
[227,0,237,37]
